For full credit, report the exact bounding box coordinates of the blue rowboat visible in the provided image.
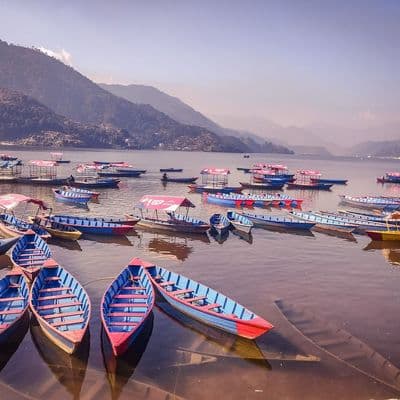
[142,259,273,339]
[209,214,231,236]
[226,210,253,234]
[160,168,183,172]
[291,211,357,233]
[188,184,243,194]
[286,182,333,190]
[101,259,154,357]
[317,211,390,234]
[53,189,91,205]
[311,178,348,185]
[241,211,315,230]
[11,231,52,282]
[98,170,142,178]
[0,269,29,344]
[339,195,400,211]
[50,214,139,227]
[0,213,51,240]
[239,181,285,190]
[69,177,120,189]
[29,259,91,354]
[62,186,99,199]
[48,215,133,236]
[0,236,19,254]
[205,193,255,208]
[338,210,400,225]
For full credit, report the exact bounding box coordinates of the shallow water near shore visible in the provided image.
[0,149,400,400]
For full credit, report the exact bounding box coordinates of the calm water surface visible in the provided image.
[0,149,400,400]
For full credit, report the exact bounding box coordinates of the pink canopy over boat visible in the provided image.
[29,160,58,167]
[200,168,230,175]
[138,195,195,211]
[296,170,321,177]
[75,163,104,173]
[0,193,47,210]
[387,172,400,177]
[266,164,288,170]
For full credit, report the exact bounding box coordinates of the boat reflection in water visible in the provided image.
[47,237,83,252]
[0,313,29,373]
[81,234,133,247]
[364,241,400,266]
[101,314,154,400]
[30,317,90,400]
[141,230,210,261]
[231,229,253,244]
[155,298,271,368]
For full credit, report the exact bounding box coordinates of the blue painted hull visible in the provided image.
[242,212,315,230]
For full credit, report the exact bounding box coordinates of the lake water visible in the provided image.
[0,149,400,400]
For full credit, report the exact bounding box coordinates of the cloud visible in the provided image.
[37,47,72,66]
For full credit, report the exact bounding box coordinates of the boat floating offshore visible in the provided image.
[377,172,400,184]
[52,188,92,206]
[205,193,255,208]
[101,259,155,356]
[29,258,91,354]
[0,269,29,345]
[142,259,274,339]
[286,170,333,190]
[131,195,209,234]
[160,168,183,173]
[189,167,242,194]
[161,175,198,183]
[47,215,133,236]
[10,231,52,282]
[339,195,400,211]
[209,214,231,236]
[291,211,357,233]
[241,211,316,231]
[62,186,100,199]
[226,210,253,234]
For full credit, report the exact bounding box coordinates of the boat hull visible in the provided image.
[135,218,209,234]
[239,182,285,190]
[98,171,141,178]
[70,179,120,188]
[286,182,333,190]
[53,190,91,205]
[160,168,183,172]
[161,177,198,183]
[243,213,315,230]
[366,230,400,241]
[311,178,347,185]
[189,185,243,194]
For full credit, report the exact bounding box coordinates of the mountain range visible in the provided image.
[0,39,292,154]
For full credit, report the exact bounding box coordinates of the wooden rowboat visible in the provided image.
[101,259,154,356]
[291,211,357,233]
[210,213,231,236]
[160,168,183,172]
[161,176,198,183]
[53,189,91,205]
[10,231,52,282]
[0,213,51,240]
[365,230,400,241]
[0,269,29,345]
[226,210,253,234]
[49,214,139,227]
[142,259,273,339]
[62,186,99,199]
[29,259,91,354]
[48,215,133,236]
[30,217,82,241]
[242,211,315,231]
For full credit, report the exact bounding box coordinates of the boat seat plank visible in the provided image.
[51,318,84,327]
[170,289,193,296]
[45,277,61,282]
[202,303,221,310]
[18,260,46,266]
[159,281,175,287]
[109,302,147,308]
[114,294,148,299]
[39,287,71,293]
[107,312,145,317]
[43,310,84,319]
[130,276,140,281]
[38,293,76,301]
[0,309,23,315]
[0,323,10,329]
[0,296,24,302]
[8,284,21,289]
[121,286,146,291]
[108,321,138,326]
[186,296,207,303]
[37,301,82,311]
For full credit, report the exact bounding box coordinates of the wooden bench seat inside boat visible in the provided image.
[0,309,23,315]
[52,318,84,327]
[107,312,145,317]
[121,286,146,291]
[202,303,221,310]
[170,289,193,296]
[109,303,147,308]
[43,310,84,319]
[108,321,138,326]
[159,281,175,287]
[185,296,207,303]
[39,287,71,293]
[38,293,76,301]
[0,296,24,302]
[37,301,82,311]
[114,294,148,299]
[45,277,61,282]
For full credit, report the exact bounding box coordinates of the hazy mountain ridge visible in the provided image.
[351,140,400,157]
[0,87,128,147]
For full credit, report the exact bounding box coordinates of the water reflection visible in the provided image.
[231,229,253,244]
[0,255,12,271]
[101,314,154,400]
[148,238,192,261]
[210,230,230,244]
[30,317,90,400]
[48,237,83,252]
[81,235,133,247]
[364,241,400,266]
[0,313,29,372]
[156,299,270,368]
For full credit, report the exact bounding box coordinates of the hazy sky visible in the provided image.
[0,0,399,133]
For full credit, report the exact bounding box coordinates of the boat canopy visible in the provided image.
[29,160,58,167]
[252,169,277,175]
[138,195,195,211]
[296,169,321,176]
[266,164,288,171]
[0,193,47,211]
[387,172,400,177]
[76,163,104,173]
[200,168,230,175]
